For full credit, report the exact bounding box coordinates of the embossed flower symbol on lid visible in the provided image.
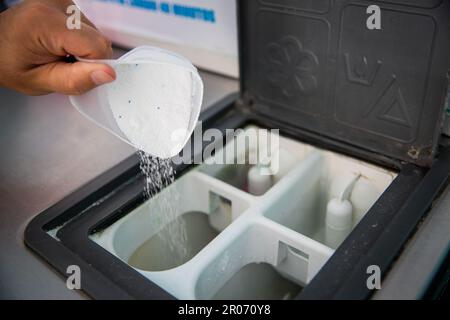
[264,36,319,98]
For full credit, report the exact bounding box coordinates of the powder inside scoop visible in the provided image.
[106,63,195,158]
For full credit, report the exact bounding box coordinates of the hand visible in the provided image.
[0,0,116,95]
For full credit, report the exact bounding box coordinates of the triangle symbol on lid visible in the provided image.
[378,86,412,128]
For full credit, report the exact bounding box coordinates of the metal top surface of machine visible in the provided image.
[239,0,450,167]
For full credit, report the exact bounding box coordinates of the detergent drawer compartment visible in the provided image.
[27,109,450,300]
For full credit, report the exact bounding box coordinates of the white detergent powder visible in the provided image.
[107,63,195,158]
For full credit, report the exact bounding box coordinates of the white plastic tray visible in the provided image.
[91,125,396,299]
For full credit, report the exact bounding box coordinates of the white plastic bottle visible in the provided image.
[247,164,273,196]
[325,174,360,249]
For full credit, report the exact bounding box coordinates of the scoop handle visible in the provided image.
[75,56,116,67]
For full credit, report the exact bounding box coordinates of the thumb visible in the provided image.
[27,61,116,95]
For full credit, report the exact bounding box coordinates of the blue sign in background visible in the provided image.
[97,0,216,23]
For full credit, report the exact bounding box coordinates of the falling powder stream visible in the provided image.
[138,151,175,198]
[138,151,189,264]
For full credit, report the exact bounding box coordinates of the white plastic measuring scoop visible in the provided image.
[69,46,203,159]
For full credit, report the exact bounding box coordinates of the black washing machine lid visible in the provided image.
[238,0,450,167]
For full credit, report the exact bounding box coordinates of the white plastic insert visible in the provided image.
[90,125,396,299]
